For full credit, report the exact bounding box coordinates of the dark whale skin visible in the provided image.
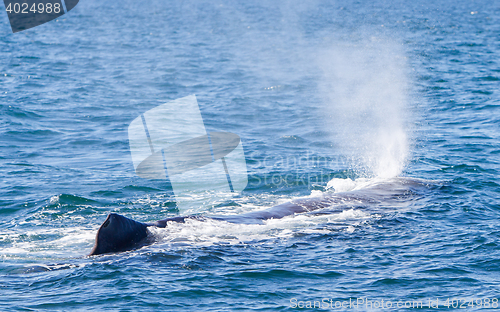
[88,178,432,255]
[88,194,353,256]
[89,213,150,255]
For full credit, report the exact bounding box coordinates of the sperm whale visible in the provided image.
[88,191,361,255]
[88,177,432,256]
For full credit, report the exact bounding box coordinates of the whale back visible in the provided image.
[89,213,149,255]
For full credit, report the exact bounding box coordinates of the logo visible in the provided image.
[3,0,79,33]
[128,95,248,212]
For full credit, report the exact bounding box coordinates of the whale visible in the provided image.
[89,177,432,256]
[88,191,361,255]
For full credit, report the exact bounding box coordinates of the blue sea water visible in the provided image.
[1,0,500,311]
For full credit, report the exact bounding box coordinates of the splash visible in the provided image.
[318,39,410,178]
[148,208,372,249]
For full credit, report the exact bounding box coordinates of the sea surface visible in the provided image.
[1,0,500,311]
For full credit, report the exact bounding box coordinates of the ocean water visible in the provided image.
[1,0,500,311]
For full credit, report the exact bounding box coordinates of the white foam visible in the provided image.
[148,207,372,249]
[326,178,358,192]
[0,226,96,259]
[326,176,414,194]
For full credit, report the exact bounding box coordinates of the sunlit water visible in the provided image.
[1,0,500,311]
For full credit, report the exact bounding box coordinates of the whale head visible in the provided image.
[89,213,149,256]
